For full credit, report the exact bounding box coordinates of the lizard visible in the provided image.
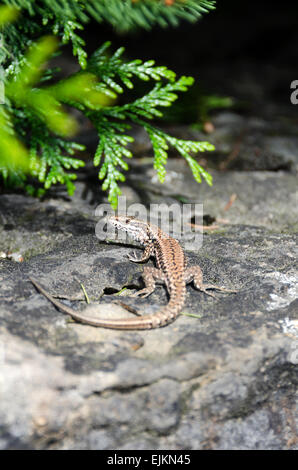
[29,215,235,330]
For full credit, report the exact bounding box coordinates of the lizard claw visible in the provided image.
[201,289,216,298]
[127,250,141,262]
[203,284,237,294]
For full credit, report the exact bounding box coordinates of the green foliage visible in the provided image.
[0,3,19,25]
[23,113,85,196]
[0,23,112,196]
[1,1,216,69]
[0,106,30,172]
[6,36,78,136]
[88,41,176,97]
[84,0,216,32]
[0,0,216,208]
[87,54,215,205]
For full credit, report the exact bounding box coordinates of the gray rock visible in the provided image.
[216,410,283,450]
[0,114,297,450]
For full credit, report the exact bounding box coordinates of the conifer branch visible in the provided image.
[0,1,217,207]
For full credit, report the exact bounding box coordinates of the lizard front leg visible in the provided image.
[127,244,153,263]
[185,266,236,298]
[131,267,166,298]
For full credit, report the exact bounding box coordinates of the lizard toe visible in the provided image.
[131,288,153,298]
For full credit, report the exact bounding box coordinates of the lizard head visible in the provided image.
[108,215,151,243]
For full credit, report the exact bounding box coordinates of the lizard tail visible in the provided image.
[29,277,185,330]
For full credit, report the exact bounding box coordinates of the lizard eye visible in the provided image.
[125,216,135,223]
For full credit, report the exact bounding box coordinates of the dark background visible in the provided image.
[83,0,298,119]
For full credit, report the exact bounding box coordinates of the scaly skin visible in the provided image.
[29,216,235,329]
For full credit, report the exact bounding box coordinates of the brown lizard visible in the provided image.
[29,215,234,330]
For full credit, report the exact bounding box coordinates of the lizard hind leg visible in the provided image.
[130,267,166,298]
[185,265,236,298]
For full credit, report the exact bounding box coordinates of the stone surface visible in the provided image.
[1,107,297,450]
[0,183,297,449]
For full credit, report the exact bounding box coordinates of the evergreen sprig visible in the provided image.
[1,1,216,67]
[88,41,176,97]
[11,108,85,196]
[0,1,217,208]
[146,124,214,185]
[91,116,134,204]
[85,0,216,32]
[85,49,215,206]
